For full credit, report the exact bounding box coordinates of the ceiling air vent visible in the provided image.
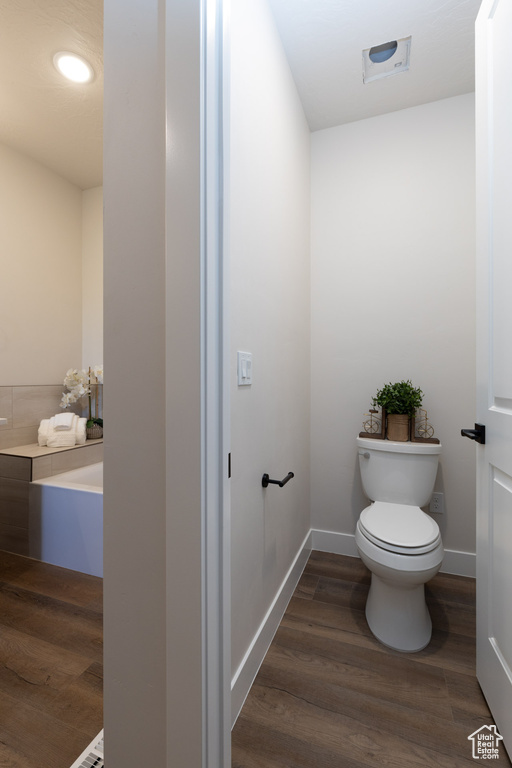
[362,36,411,84]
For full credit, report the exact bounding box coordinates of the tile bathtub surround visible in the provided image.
[0,441,103,556]
[32,442,103,479]
[0,384,81,451]
[0,454,31,481]
[0,441,103,480]
[0,477,30,555]
[0,387,11,425]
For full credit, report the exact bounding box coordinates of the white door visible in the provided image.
[474,0,512,757]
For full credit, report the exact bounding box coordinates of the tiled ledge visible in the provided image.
[0,440,103,482]
[0,438,103,459]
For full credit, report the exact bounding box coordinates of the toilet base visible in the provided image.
[365,573,432,652]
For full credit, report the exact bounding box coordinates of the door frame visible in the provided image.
[475,0,512,756]
[104,0,230,765]
[200,0,231,763]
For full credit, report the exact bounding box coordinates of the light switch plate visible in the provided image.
[237,351,252,386]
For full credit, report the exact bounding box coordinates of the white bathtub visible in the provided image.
[29,462,103,577]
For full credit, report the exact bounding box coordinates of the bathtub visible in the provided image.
[29,462,103,577]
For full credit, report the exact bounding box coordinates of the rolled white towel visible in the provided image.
[53,412,75,431]
[38,419,50,447]
[47,414,80,448]
[47,431,76,448]
[76,417,87,445]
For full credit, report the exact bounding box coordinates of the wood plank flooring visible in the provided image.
[0,549,103,768]
[232,551,512,768]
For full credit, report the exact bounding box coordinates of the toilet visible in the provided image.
[355,435,444,652]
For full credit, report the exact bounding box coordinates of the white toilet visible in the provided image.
[355,435,444,652]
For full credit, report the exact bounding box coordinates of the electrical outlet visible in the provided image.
[429,492,444,515]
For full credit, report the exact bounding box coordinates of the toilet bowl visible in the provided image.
[356,436,443,652]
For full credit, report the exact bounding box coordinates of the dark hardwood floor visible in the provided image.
[0,550,102,768]
[232,550,512,768]
[0,547,508,767]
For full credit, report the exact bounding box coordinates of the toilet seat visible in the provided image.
[359,502,441,555]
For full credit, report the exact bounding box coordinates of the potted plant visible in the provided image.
[61,365,104,439]
[372,380,423,441]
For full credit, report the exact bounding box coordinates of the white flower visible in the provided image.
[60,365,103,416]
[63,368,89,391]
[92,365,103,384]
[60,392,73,408]
[63,370,77,388]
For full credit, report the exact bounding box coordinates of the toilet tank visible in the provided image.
[356,436,441,507]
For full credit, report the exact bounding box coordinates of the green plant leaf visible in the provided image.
[371,380,423,416]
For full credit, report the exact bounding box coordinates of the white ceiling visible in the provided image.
[267,0,482,131]
[0,0,480,189]
[0,0,103,190]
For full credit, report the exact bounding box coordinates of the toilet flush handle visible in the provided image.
[358,451,370,459]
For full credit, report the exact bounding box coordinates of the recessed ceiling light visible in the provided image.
[53,52,94,84]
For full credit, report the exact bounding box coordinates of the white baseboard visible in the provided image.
[440,548,476,577]
[310,528,476,578]
[310,528,359,558]
[231,526,475,727]
[230,530,312,727]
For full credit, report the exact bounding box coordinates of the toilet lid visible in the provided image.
[359,502,441,555]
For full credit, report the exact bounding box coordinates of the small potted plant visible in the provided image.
[372,380,423,442]
[61,365,104,439]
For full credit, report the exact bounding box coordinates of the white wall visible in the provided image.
[0,142,82,385]
[311,93,476,557]
[82,186,103,368]
[0,142,103,388]
[230,0,311,677]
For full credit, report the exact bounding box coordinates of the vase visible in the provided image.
[86,425,103,440]
[386,414,409,442]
